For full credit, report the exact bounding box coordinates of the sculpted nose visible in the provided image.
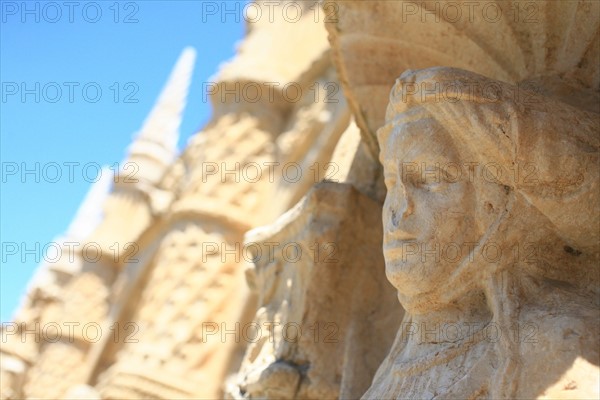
[389,196,412,228]
[391,209,399,228]
[402,196,414,218]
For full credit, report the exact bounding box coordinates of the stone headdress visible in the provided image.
[379,67,599,301]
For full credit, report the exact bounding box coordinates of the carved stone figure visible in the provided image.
[365,67,599,399]
[230,182,401,400]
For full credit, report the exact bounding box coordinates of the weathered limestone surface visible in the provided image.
[229,182,400,400]
[321,1,600,398]
[325,0,600,156]
[368,66,599,399]
[2,1,599,399]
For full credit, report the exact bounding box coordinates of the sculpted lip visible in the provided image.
[384,231,417,242]
[383,247,404,260]
[384,232,418,260]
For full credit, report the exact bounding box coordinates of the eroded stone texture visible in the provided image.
[325,0,600,156]
[367,67,599,399]
[229,182,401,400]
[93,220,252,399]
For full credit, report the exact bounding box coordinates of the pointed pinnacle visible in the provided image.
[128,47,197,164]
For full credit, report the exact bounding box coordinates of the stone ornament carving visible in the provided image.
[365,67,599,399]
[96,221,250,400]
[324,0,600,157]
[269,67,351,215]
[22,262,115,399]
[230,182,401,400]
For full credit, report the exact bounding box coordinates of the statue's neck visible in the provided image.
[398,289,492,359]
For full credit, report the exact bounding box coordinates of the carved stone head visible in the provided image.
[377,67,600,313]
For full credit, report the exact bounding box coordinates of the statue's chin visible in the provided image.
[384,260,431,297]
[385,257,466,304]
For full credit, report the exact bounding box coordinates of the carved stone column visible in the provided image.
[93,74,285,400]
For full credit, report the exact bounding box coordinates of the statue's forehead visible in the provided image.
[380,121,458,164]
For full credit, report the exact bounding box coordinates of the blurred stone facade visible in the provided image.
[2,1,598,399]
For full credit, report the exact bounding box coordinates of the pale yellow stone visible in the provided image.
[366,66,599,399]
[324,0,600,157]
[3,1,598,399]
[229,182,401,400]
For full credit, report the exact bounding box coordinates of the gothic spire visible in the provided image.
[125,47,196,184]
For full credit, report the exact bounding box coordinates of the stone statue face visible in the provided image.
[380,119,483,299]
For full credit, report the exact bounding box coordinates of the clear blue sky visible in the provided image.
[0,1,247,322]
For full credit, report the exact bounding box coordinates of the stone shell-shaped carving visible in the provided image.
[324,0,600,153]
